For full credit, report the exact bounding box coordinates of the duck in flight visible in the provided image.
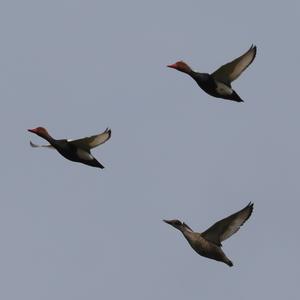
[167,45,257,102]
[28,127,111,169]
[164,202,253,266]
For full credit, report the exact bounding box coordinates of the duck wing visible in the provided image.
[30,141,54,149]
[69,128,111,150]
[201,202,253,246]
[211,45,256,85]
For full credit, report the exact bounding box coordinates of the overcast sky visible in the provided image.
[1,1,300,299]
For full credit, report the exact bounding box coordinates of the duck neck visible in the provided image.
[40,133,55,144]
[181,227,195,244]
[190,71,207,80]
[180,223,193,235]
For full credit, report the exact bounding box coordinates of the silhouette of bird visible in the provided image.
[28,127,111,169]
[168,45,257,102]
[164,202,253,266]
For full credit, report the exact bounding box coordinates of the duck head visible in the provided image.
[28,127,51,139]
[163,219,192,232]
[167,61,192,74]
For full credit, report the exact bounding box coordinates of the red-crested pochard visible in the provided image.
[28,127,111,169]
[168,45,257,102]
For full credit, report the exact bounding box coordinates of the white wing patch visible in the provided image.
[216,82,233,96]
[76,149,94,161]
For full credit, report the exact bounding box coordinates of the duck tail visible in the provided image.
[231,90,244,102]
[89,158,105,169]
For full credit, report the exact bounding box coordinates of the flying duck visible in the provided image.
[167,45,257,102]
[28,127,111,169]
[164,202,253,266]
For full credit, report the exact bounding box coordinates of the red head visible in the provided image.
[27,127,51,138]
[167,61,192,74]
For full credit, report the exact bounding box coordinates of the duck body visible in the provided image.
[189,71,243,102]
[50,138,105,168]
[182,230,233,266]
[28,127,111,169]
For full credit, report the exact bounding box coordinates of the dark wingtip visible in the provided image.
[242,202,254,223]
[248,202,254,212]
[249,45,257,63]
[105,128,112,139]
[252,45,257,57]
[247,202,254,211]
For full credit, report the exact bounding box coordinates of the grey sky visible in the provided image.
[1,0,299,299]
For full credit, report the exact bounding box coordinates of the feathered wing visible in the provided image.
[211,45,257,85]
[69,128,111,150]
[30,141,54,149]
[201,202,254,246]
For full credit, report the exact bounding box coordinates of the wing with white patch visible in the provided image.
[201,202,254,246]
[30,141,54,149]
[215,81,233,96]
[76,148,94,161]
[211,45,257,85]
[69,128,111,150]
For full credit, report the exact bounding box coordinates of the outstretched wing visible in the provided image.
[201,202,254,246]
[211,45,257,85]
[69,128,111,150]
[30,141,54,149]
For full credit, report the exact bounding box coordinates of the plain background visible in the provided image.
[1,1,299,299]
